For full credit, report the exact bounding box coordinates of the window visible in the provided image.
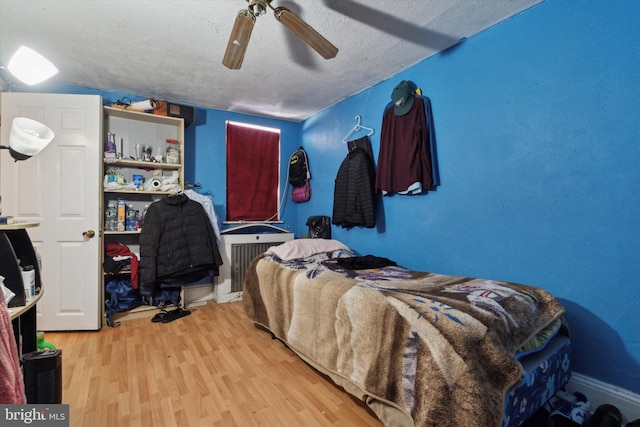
[226,121,280,222]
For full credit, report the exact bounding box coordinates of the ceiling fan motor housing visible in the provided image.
[247,0,268,17]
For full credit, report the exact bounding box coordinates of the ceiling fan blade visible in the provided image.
[222,9,256,70]
[273,7,338,60]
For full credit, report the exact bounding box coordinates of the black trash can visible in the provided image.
[21,349,62,404]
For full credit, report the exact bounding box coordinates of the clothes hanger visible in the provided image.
[342,115,374,143]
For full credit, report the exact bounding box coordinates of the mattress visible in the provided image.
[505,330,572,427]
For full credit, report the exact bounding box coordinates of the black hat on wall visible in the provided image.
[391,80,415,116]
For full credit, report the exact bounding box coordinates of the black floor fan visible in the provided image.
[21,349,62,404]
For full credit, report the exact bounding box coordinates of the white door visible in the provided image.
[1,92,102,330]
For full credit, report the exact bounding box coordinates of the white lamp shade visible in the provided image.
[8,117,55,161]
[7,46,59,85]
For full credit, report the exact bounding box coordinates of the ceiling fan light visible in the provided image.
[7,46,58,85]
[222,9,256,70]
[274,7,338,60]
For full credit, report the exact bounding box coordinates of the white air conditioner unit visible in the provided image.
[214,232,294,303]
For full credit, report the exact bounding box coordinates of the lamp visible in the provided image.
[5,46,58,86]
[0,118,55,161]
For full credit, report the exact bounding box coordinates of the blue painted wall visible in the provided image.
[184,108,302,232]
[300,0,640,393]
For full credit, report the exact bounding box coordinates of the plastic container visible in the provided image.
[34,246,42,271]
[132,174,145,190]
[125,204,137,231]
[105,203,117,231]
[166,138,181,164]
[105,132,116,157]
[139,204,149,229]
[22,265,35,301]
[116,199,126,232]
[142,145,153,161]
[135,211,142,230]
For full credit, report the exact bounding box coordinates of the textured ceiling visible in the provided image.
[0,0,541,121]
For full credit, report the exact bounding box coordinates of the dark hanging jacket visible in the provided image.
[332,146,376,228]
[139,194,223,296]
[376,96,439,194]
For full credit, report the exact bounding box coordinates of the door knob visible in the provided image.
[83,230,96,239]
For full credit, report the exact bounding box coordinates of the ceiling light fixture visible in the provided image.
[6,46,58,86]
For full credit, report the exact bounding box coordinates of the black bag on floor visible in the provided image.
[306,215,331,239]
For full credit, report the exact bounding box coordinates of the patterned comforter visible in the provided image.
[243,246,565,427]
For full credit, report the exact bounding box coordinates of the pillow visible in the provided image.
[267,239,350,261]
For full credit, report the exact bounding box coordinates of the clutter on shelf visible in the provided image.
[103,169,181,193]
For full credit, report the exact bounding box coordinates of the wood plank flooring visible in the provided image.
[45,301,383,427]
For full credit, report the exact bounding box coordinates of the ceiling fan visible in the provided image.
[222,0,339,70]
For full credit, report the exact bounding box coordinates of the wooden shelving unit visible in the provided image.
[101,107,185,325]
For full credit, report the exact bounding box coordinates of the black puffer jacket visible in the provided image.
[332,147,376,228]
[139,194,222,296]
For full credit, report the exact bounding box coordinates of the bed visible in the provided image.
[243,239,571,427]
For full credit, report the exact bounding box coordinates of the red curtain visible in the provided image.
[226,122,280,221]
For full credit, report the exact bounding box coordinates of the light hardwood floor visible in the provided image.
[46,301,383,427]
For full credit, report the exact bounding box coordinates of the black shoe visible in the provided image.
[583,404,622,427]
[549,414,581,427]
